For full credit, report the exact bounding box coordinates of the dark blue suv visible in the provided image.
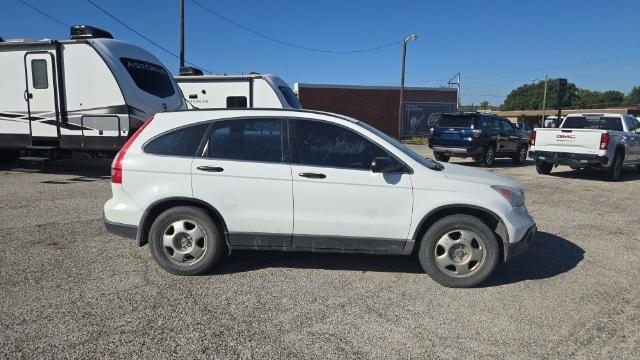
[429,112,529,166]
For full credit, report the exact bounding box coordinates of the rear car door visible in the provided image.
[191,118,293,248]
[289,118,413,251]
[624,117,640,162]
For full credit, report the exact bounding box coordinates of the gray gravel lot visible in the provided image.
[1,147,639,359]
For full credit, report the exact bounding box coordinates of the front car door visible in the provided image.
[25,52,58,139]
[191,118,293,248]
[289,117,414,252]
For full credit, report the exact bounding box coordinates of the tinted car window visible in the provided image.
[120,58,176,98]
[293,120,389,170]
[478,116,499,130]
[278,86,302,109]
[562,116,623,131]
[208,119,282,163]
[31,59,48,89]
[438,114,475,128]
[500,120,515,132]
[144,123,208,156]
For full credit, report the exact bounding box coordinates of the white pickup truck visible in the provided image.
[529,113,640,180]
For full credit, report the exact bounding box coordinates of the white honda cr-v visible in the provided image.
[104,109,536,287]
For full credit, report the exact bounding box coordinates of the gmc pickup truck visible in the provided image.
[529,113,640,180]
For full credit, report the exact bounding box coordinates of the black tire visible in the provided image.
[418,215,500,288]
[479,146,496,167]
[434,152,450,162]
[606,153,623,181]
[512,146,528,165]
[148,206,224,276]
[536,160,553,175]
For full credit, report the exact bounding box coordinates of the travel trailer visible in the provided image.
[0,25,185,163]
[175,70,301,110]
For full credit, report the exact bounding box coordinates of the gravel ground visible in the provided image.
[0,148,639,359]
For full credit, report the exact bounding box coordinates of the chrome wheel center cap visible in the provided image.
[454,248,466,259]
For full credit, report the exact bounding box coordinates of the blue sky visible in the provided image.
[2,0,639,105]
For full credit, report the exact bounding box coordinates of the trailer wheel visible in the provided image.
[536,160,553,175]
[0,150,20,164]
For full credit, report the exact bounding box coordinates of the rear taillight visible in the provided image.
[529,130,536,146]
[111,115,155,184]
[599,133,609,150]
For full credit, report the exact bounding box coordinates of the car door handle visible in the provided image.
[197,166,224,173]
[298,172,326,179]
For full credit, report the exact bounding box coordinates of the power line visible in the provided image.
[86,0,210,73]
[16,0,70,28]
[417,55,640,85]
[189,0,401,54]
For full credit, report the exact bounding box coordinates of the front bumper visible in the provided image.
[529,150,608,167]
[504,224,536,261]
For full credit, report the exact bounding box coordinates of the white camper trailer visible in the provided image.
[0,25,185,161]
[175,70,301,110]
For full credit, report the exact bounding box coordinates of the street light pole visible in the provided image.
[541,75,548,127]
[398,34,417,139]
[179,0,185,69]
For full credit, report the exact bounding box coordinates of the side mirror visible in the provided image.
[371,157,401,173]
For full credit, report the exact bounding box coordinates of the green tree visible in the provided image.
[624,86,640,106]
[501,79,578,110]
[480,101,490,109]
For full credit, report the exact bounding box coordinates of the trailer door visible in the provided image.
[25,53,58,139]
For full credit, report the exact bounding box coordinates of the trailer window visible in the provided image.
[279,86,302,109]
[562,116,623,131]
[120,58,175,98]
[31,60,48,89]
[226,96,247,108]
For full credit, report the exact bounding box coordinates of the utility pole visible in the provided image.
[398,34,417,139]
[448,72,461,110]
[179,0,185,70]
[541,75,548,127]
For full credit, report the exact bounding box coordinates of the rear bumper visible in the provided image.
[529,150,608,167]
[504,224,536,261]
[104,215,138,240]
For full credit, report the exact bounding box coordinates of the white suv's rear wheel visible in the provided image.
[149,206,224,275]
[418,215,500,288]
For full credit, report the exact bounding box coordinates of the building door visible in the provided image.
[24,52,58,139]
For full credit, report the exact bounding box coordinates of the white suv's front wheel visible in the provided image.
[148,206,224,275]
[418,215,500,288]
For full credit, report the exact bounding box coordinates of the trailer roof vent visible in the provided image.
[70,25,113,40]
[179,66,204,76]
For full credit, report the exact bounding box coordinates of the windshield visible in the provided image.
[562,116,623,131]
[278,85,302,109]
[356,121,443,170]
[438,114,475,128]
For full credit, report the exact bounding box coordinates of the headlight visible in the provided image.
[491,185,525,207]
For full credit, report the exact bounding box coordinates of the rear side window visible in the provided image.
[293,119,389,170]
[120,58,176,98]
[562,116,623,131]
[278,86,302,109]
[500,120,514,132]
[207,118,282,163]
[144,123,208,156]
[478,116,499,130]
[31,59,48,89]
[438,114,475,128]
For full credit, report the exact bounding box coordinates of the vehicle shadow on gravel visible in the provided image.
[444,158,535,169]
[546,167,640,182]
[482,231,584,287]
[214,231,584,286]
[215,251,424,275]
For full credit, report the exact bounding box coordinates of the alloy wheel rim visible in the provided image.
[162,219,207,265]
[434,229,486,277]
[520,148,527,162]
[486,149,495,165]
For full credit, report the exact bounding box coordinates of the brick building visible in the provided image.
[295,83,458,138]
